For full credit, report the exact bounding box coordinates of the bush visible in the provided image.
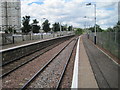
[75,28,83,35]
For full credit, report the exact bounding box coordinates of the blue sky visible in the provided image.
[28,2,44,5]
[21,0,119,29]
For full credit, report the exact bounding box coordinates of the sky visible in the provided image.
[21,0,120,29]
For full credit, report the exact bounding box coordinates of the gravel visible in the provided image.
[59,41,77,88]
[27,39,76,88]
[2,37,75,88]
[2,41,63,76]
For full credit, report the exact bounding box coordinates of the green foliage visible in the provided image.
[68,25,73,31]
[52,22,60,32]
[117,21,120,25]
[32,19,40,33]
[42,19,51,32]
[88,27,94,32]
[5,26,16,34]
[113,21,120,32]
[52,23,69,32]
[88,24,104,32]
[22,16,31,34]
[75,28,83,35]
[61,25,66,31]
[32,25,40,33]
[106,27,114,32]
[63,24,67,31]
[95,24,104,32]
[106,21,120,32]
[33,19,39,24]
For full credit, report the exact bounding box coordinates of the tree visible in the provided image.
[106,27,114,32]
[75,28,83,35]
[61,25,66,31]
[88,24,103,32]
[68,25,73,31]
[33,19,39,24]
[95,24,104,32]
[32,25,40,33]
[88,27,94,32]
[52,22,60,32]
[61,24,67,31]
[105,21,120,32]
[22,16,31,34]
[117,21,120,25]
[5,26,16,34]
[63,24,68,31]
[32,19,40,33]
[42,19,51,32]
[113,21,120,32]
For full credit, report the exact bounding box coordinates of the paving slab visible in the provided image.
[78,35,98,88]
[82,35,119,89]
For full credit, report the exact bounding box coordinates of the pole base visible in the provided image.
[94,36,96,44]
[88,34,89,39]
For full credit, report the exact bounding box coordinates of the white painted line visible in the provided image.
[95,45,120,67]
[71,36,80,89]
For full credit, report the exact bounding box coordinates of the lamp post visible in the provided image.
[41,18,46,30]
[84,16,87,33]
[84,16,91,39]
[15,6,20,32]
[59,22,62,36]
[86,3,97,44]
[41,18,46,39]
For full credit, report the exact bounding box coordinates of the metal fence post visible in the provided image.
[12,35,14,44]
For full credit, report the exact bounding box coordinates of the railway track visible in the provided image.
[1,40,66,78]
[21,37,78,89]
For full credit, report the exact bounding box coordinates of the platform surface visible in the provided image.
[77,35,119,89]
[0,35,72,52]
[78,36,98,88]
[1,39,43,50]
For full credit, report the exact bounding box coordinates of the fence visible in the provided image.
[0,31,74,46]
[89,32,120,60]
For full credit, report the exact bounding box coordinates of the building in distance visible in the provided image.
[0,0,21,33]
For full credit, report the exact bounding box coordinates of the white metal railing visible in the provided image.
[1,31,75,46]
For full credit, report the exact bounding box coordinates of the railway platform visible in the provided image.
[78,35,98,88]
[1,37,55,50]
[1,34,119,89]
[1,39,41,50]
[72,35,119,89]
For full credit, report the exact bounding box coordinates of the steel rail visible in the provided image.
[1,40,65,78]
[56,38,78,89]
[21,38,77,90]
[1,41,60,67]
[1,35,73,67]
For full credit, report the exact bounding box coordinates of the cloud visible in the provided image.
[21,0,119,29]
